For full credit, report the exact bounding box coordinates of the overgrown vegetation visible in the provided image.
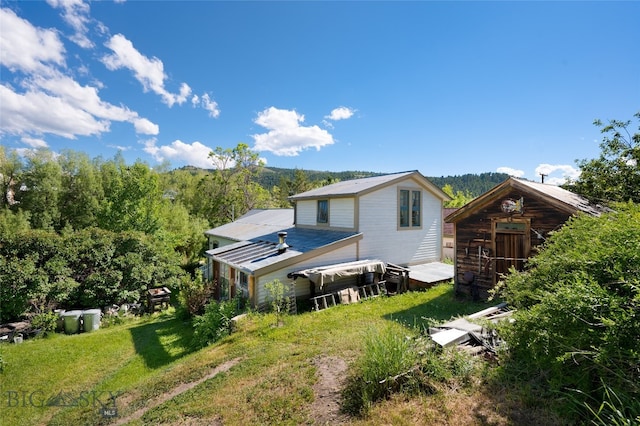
[494,202,640,422]
[29,310,59,335]
[0,228,184,322]
[341,325,479,417]
[264,278,292,324]
[191,297,241,349]
[176,271,212,319]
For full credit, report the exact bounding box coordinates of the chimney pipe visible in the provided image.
[277,232,289,254]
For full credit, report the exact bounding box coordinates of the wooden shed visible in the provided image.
[445,177,608,299]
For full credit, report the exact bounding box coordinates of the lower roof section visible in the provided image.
[205,227,361,275]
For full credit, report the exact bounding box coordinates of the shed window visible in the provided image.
[317,199,329,224]
[399,189,421,228]
[495,222,526,232]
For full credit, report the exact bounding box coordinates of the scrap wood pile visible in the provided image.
[0,321,35,343]
[428,303,513,356]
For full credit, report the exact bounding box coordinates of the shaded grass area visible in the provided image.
[0,312,194,426]
[1,283,549,425]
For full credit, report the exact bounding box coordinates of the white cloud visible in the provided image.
[102,34,192,107]
[21,136,48,148]
[252,107,335,156]
[144,138,214,169]
[191,93,220,118]
[46,0,94,49]
[497,166,525,177]
[325,106,355,121]
[0,83,110,138]
[535,164,580,185]
[0,8,66,73]
[133,117,159,135]
[107,144,131,151]
[0,9,160,141]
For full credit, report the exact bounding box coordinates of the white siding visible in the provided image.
[208,236,238,248]
[296,198,355,229]
[330,197,355,229]
[357,180,442,265]
[296,200,316,226]
[255,243,359,306]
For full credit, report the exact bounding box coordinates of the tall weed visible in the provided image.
[341,325,479,417]
[342,325,418,416]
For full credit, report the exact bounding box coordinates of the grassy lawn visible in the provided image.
[1,283,542,426]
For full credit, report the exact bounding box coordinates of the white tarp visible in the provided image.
[290,259,386,290]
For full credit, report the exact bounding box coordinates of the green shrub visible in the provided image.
[176,272,211,319]
[30,311,59,335]
[191,298,239,349]
[264,279,291,325]
[496,203,640,421]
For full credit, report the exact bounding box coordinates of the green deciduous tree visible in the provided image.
[98,160,163,234]
[17,150,62,230]
[203,143,270,226]
[0,146,23,209]
[566,112,640,204]
[58,150,103,229]
[442,183,474,207]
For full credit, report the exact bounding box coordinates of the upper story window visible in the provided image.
[399,189,421,228]
[317,199,329,224]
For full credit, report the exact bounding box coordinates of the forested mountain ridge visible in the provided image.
[177,165,510,198]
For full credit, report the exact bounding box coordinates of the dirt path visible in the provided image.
[113,357,242,425]
[309,355,350,425]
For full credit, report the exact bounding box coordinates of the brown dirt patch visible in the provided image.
[309,355,350,425]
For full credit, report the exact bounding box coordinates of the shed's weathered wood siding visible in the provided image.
[454,189,574,298]
[358,179,442,265]
[255,244,359,307]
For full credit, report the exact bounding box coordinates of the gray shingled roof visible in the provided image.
[289,171,419,200]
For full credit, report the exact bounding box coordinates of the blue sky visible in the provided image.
[1,1,638,185]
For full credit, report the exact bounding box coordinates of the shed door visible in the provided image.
[493,220,530,284]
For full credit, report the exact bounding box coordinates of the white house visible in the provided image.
[204,171,451,308]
